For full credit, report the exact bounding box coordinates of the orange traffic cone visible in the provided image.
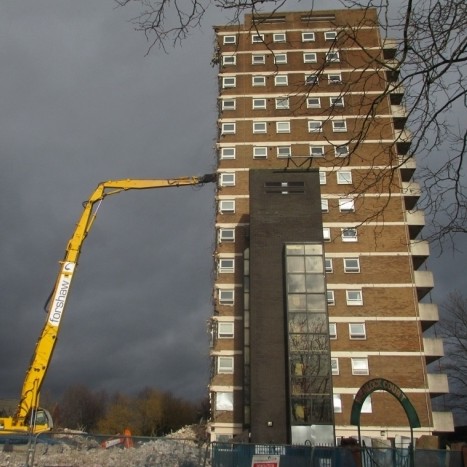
[123,428,133,448]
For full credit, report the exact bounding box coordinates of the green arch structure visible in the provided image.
[350,378,421,449]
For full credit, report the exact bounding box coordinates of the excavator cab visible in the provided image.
[26,408,54,431]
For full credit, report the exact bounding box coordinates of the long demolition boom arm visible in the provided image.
[14,174,216,426]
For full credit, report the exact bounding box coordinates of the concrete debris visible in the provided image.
[0,425,210,467]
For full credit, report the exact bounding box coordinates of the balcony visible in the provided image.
[432,411,454,433]
[394,129,412,155]
[389,84,404,105]
[391,104,407,118]
[410,240,429,269]
[423,337,444,363]
[385,60,400,83]
[398,155,416,182]
[418,303,439,331]
[382,38,398,59]
[391,104,408,130]
[414,270,434,299]
[406,210,425,238]
[402,181,421,210]
[427,373,449,396]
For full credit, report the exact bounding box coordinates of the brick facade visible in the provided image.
[209,8,453,444]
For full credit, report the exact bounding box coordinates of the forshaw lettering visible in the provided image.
[48,262,75,327]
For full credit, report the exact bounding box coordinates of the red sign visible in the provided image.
[251,455,280,467]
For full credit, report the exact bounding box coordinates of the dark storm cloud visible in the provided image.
[0,0,465,408]
[0,0,217,402]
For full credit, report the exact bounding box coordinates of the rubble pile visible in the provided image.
[0,425,211,467]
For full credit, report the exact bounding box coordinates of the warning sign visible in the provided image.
[251,454,280,467]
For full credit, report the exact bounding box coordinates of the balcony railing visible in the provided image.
[418,302,439,331]
[423,337,444,363]
[432,411,454,433]
[402,181,421,210]
[398,156,416,181]
[427,373,449,396]
[414,270,434,299]
[410,240,429,269]
[406,210,425,238]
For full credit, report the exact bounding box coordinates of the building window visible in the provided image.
[329,323,337,339]
[252,75,266,86]
[222,77,236,88]
[273,33,286,42]
[219,200,235,213]
[302,32,316,42]
[328,73,342,84]
[335,145,349,157]
[222,55,236,66]
[341,228,358,242]
[310,145,325,157]
[218,258,235,273]
[339,198,355,212]
[218,356,234,374]
[332,120,347,132]
[326,51,340,62]
[333,394,342,413]
[274,53,287,64]
[253,98,267,109]
[219,228,235,242]
[252,54,266,65]
[219,173,235,187]
[215,391,233,411]
[319,171,327,185]
[219,289,234,305]
[321,199,329,212]
[346,290,363,306]
[323,227,331,242]
[331,358,339,375]
[337,170,352,184]
[222,99,236,111]
[307,97,321,108]
[326,290,335,305]
[330,96,344,107]
[218,321,234,339]
[303,52,317,63]
[275,74,288,86]
[361,395,372,413]
[221,122,236,135]
[253,122,267,134]
[351,358,369,375]
[252,34,264,43]
[325,31,337,41]
[253,146,268,159]
[276,121,290,133]
[275,97,289,109]
[277,146,291,158]
[344,258,360,273]
[305,74,319,85]
[223,35,236,45]
[349,323,366,339]
[220,147,236,159]
[308,120,323,133]
[219,199,236,214]
[325,258,333,273]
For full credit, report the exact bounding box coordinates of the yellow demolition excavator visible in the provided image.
[0,174,216,434]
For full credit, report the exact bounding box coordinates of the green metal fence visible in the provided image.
[211,442,464,467]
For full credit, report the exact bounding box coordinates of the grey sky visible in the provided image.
[0,0,465,407]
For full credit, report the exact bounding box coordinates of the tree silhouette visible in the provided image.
[434,292,467,424]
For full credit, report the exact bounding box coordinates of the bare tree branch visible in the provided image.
[117,0,467,245]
